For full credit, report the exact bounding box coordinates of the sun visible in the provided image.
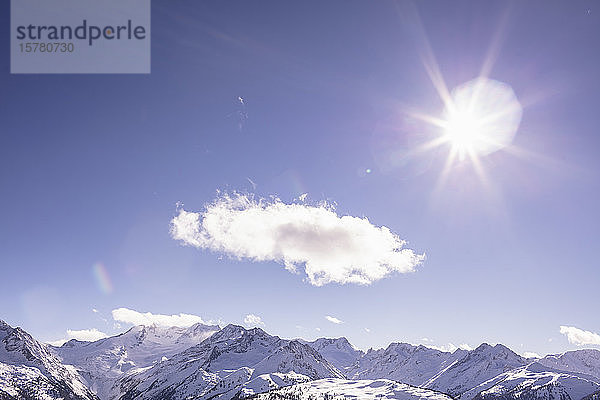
[438,77,523,162]
[442,108,486,159]
[403,77,523,189]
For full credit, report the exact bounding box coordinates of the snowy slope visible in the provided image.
[422,343,527,397]
[235,372,312,399]
[200,369,311,400]
[248,378,455,400]
[117,360,220,400]
[465,362,600,400]
[347,342,465,386]
[54,322,219,399]
[301,337,363,371]
[539,350,600,380]
[0,320,98,400]
[250,340,344,380]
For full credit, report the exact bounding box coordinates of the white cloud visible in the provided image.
[170,193,424,286]
[47,328,108,346]
[365,328,371,333]
[523,351,541,359]
[560,325,600,346]
[427,343,458,352]
[326,315,343,324]
[426,342,472,352]
[244,314,265,327]
[67,328,108,342]
[112,307,207,328]
[46,339,68,346]
[92,308,98,313]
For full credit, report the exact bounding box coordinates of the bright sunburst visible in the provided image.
[439,77,523,161]
[442,107,486,159]
[410,77,523,178]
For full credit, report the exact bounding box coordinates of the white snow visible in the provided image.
[251,378,455,400]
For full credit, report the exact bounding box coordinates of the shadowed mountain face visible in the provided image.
[1,319,600,400]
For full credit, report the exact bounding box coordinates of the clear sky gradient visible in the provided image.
[1,1,599,355]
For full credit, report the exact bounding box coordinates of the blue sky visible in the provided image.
[1,1,600,356]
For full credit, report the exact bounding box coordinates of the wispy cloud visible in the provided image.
[243,314,265,327]
[170,193,424,286]
[325,315,343,324]
[560,325,600,346]
[112,307,208,328]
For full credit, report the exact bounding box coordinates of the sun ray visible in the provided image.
[393,2,529,205]
[432,146,458,196]
[393,2,455,113]
[479,5,513,79]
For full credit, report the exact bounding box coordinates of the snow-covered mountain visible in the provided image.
[53,322,219,399]
[0,320,98,400]
[117,325,343,400]
[251,340,344,380]
[301,337,363,371]
[539,350,600,380]
[248,378,455,400]
[422,343,527,397]
[3,318,600,400]
[465,362,600,400]
[347,342,466,385]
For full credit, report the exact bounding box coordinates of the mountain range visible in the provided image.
[1,319,599,400]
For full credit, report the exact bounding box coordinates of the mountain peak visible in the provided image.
[212,324,274,343]
[474,342,493,351]
[0,321,98,400]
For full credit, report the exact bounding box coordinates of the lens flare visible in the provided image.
[92,262,113,294]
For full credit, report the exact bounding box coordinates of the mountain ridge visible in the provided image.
[1,319,600,400]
